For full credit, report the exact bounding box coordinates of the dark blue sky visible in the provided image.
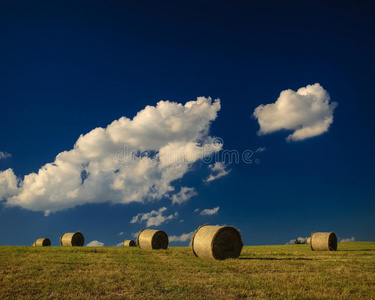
[1,0,374,246]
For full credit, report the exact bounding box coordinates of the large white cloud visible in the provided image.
[0,97,221,215]
[253,83,337,141]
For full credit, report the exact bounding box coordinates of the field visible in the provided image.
[0,242,374,299]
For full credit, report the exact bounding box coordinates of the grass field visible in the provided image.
[0,242,374,299]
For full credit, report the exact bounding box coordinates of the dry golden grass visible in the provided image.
[0,242,374,299]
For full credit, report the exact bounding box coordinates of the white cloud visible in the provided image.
[200,206,220,215]
[0,169,19,200]
[194,208,200,213]
[118,232,124,236]
[253,83,337,141]
[116,242,124,247]
[0,151,12,159]
[169,231,194,242]
[340,236,355,243]
[171,187,197,204]
[86,240,104,247]
[255,147,267,153]
[204,162,231,183]
[0,97,221,215]
[130,207,178,227]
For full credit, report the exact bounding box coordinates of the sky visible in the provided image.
[1,0,374,247]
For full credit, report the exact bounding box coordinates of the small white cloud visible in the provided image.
[204,162,231,183]
[0,151,12,159]
[86,240,104,247]
[130,207,178,227]
[115,242,123,247]
[118,232,124,236]
[340,236,355,243]
[255,147,267,153]
[194,208,200,213]
[200,206,220,215]
[169,231,194,242]
[171,187,197,204]
[253,83,337,141]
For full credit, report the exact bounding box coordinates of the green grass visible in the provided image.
[1,242,374,299]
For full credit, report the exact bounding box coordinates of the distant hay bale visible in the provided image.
[123,239,136,247]
[33,238,51,247]
[136,229,168,250]
[306,237,311,245]
[32,242,36,247]
[60,232,84,247]
[310,232,337,251]
[191,224,243,260]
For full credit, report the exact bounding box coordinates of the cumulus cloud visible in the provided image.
[171,187,197,204]
[130,207,178,227]
[0,97,221,215]
[116,242,124,247]
[340,236,355,243]
[118,232,124,236]
[255,147,267,153]
[0,169,19,200]
[204,162,231,183]
[0,151,12,159]
[200,206,220,215]
[169,231,194,242]
[253,83,337,141]
[86,240,104,247]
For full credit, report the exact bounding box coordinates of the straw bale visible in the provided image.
[136,229,168,250]
[310,232,337,251]
[306,237,311,245]
[123,239,136,247]
[34,238,51,247]
[60,231,84,247]
[191,224,243,260]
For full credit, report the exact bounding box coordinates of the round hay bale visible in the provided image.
[306,237,311,245]
[34,238,51,247]
[123,239,136,247]
[136,229,168,250]
[60,232,84,247]
[310,232,337,251]
[191,224,243,260]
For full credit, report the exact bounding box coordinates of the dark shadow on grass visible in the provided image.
[239,257,313,261]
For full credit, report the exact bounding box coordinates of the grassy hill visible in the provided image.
[0,242,374,299]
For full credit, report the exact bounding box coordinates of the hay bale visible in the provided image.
[32,242,36,247]
[306,237,311,245]
[60,232,84,247]
[136,229,168,250]
[123,239,136,247]
[33,238,51,247]
[191,224,243,260]
[310,232,337,251]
